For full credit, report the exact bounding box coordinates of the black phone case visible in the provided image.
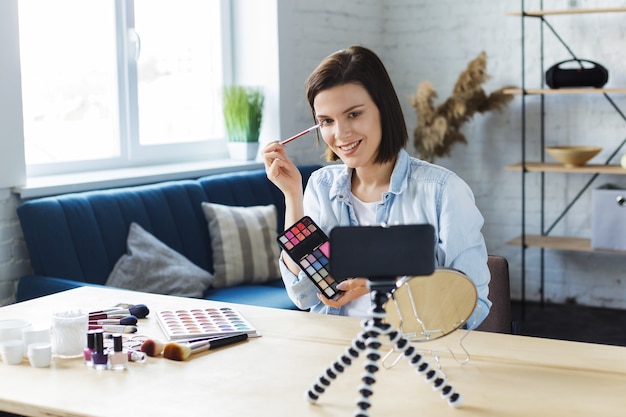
[276,216,343,299]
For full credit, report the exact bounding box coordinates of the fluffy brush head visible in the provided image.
[118,315,138,325]
[163,342,192,361]
[140,339,165,357]
[129,304,150,319]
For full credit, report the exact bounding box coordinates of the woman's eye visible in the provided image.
[319,119,333,126]
[348,111,361,119]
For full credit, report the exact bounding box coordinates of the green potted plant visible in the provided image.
[222,85,264,161]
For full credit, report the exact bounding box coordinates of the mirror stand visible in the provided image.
[305,278,464,415]
[381,268,479,370]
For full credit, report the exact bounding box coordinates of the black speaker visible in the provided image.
[545,59,608,89]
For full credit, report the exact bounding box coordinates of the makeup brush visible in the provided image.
[88,324,138,334]
[89,315,138,325]
[140,338,166,357]
[279,124,320,145]
[163,333,249,361]
[89,304,150,320]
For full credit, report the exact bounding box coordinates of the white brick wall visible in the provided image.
[283,0,626,309]
[0,188,31,305]
[2,0,625,309]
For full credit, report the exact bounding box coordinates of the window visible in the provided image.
[18,0,231,177]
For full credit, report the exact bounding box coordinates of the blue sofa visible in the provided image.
[16,165,322,309]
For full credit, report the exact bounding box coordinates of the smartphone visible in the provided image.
[329,223,436,280]
[277,216,343,299]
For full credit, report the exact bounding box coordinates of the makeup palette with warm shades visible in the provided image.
[277,216,342,299]
[156,307,259,341]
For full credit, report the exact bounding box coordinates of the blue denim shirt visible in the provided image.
[279,149,491,328]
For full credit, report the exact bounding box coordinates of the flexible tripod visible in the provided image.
[306,280,463,416]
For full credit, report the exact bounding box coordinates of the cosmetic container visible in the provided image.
[51,310,88,358]
[83,330,96,366]
[27,342,52,368]
[128,350,146,364]
[109,334,127,370]
[91,330,108,370]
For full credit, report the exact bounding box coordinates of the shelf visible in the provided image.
[505,162,626,175]
[507,7,626,17]
[506,235,626,254]
[507,2,626,312]
[504,88,626,95]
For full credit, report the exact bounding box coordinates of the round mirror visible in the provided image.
[384,268,477,341]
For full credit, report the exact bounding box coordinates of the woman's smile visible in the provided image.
[337,139,362,153]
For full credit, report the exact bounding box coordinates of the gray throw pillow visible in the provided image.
[105,223,214,298]
[201,202,281,288]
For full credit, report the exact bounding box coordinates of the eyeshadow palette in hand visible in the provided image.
[277,216,342,299]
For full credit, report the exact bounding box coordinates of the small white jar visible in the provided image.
[0,339,24,365]
[27,342,52,368]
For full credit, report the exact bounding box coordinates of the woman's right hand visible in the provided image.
[262,141,306,277]
[262,141,303,199]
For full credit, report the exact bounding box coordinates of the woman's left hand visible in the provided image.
[317,278,370,308]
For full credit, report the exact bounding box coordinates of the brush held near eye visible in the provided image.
[279,124,320,145]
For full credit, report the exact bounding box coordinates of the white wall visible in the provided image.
[0,1,30,305]
[0,0,26,188]
[1,0,626,309]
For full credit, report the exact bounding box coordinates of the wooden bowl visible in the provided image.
[545,146,602,167]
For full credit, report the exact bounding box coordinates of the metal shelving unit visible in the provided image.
[507,3,626,317]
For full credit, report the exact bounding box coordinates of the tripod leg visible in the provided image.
[305,286,464,413]
[306,332,367,403]
[387,328,464,407]
[354,319,386,417]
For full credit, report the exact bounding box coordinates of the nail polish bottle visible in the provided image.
[83,330,96,366]
[91,330,108,370]
[109,334,127,370]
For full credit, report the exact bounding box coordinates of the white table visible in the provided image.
[0,286,625,417]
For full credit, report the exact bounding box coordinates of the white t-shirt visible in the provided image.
[342,194,378,318]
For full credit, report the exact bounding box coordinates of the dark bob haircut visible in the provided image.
[305,45,408,163]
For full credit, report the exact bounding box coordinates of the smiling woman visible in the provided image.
[261,46,492,328]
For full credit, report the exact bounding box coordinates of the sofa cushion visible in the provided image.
[201,202,281,288]
[205,282,295,309]
[105,223,214,297]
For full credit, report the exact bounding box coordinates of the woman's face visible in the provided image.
[313,83,382,169]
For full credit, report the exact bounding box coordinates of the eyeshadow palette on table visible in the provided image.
[156,307,260,341]
[277,216,343,299]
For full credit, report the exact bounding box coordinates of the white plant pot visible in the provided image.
[227,142,259,161]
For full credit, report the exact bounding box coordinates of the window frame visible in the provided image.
[23,0,234,178]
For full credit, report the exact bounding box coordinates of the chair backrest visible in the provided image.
[476,255,512,334]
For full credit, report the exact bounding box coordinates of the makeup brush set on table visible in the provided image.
[88,302,255,368]
[137,306,258,361]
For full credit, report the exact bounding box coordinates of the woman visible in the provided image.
[262,45,491,328]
